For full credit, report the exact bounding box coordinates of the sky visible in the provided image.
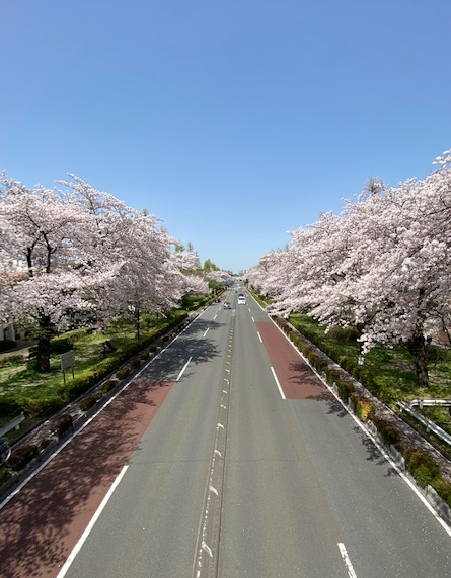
[1,1,450,274]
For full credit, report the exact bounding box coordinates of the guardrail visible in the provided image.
[409,399,451,408]
[0,413,25,437]
[398,401,451,447]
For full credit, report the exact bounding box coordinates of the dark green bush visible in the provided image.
[58,366,108,401]
[0,354,24,367]
[0,467,11,485]
[371,415,400,447]
[79,396,98,411]
[7,444,39,471]
[49,414,73,438]
[19,396,66,418]
[50,337,73,354]
[0,396,22,416]
[0,340,17,352]
[65,327,93,342]
[98,379,118,396]
[431,476,451,506]
[403,448,440,488]
[116,368,131,380]
[327,325,360,343]
[337,377,353,402]
[338,355,357,374]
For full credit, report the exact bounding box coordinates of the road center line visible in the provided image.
[176,356,193,382]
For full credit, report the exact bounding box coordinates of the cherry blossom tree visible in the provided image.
[254,148,451,388]
[0,174,175,369]
[0,175,97,370]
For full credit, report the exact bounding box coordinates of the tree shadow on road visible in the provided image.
[288,360,335,401]
[0,377,173,578]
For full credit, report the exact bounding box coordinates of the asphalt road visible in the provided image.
[1,288,451,578]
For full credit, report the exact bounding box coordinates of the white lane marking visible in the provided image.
[202,541,213,558]
[272,319,451,537]
[56,465,129,578]
[271,367,286,400]
[338,543,358,578]
[256,331,262,343]
[203,327,210,337]
[176,356,192,382]
[251,316,255,322]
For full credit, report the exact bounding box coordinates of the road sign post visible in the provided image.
[61,350,75,385]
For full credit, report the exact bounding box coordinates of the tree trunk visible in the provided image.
[36,315,53,373]
[135,307,141,341]
[412,329,429,388]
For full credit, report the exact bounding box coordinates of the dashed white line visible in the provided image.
[176,356,192,382]
[338,543,358,578]
[203,327,210,337]
[256,331,262,343]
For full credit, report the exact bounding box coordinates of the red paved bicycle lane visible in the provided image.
[256,321,333,401]
[0,379,173,578]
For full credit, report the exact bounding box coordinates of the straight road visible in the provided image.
[1,288,451,577]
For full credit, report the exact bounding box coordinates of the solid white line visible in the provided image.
[271,319,451,537]
[271,367,286,400]
[256,331,262,343]
[176,356,192,382]
[56,465,129,578]
[338,543,358,578]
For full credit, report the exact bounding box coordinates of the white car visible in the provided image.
[237,296,246,305]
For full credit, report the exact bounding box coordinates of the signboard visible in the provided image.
[61,350,75,384]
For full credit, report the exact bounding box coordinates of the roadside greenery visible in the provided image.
[269,313,451,510]
[288,313,451,429]
[0,307,203,439]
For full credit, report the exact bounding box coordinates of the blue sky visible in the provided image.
[1,1,450,273]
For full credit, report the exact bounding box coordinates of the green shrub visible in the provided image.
[19,396,65,418]
[327,325,360,343]
[58,366,108,400]
[371,415,400,447]
[65,328,93,342]
[0,340,16,352]
[0,467,12,485]
[98,379,118,396]
[353,396,375,421]
[49,414,73,437]
[377,385,398,404]
[0,354,25,367]
[116,368,131,380]
[338,355,357,374]
[403,448,440,488]
[79,396,97,411]
[336,377,353,402]
[50,337,73,354]
[431,476,451,507]
[0,396,22,417]
[7,444,39,471]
